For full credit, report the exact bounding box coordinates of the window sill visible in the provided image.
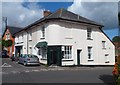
[29,39,32,41]
[105,61,109,63]
[102,48,106,50]
[65,38,73,39]
[88,59,94,61]
[40,38,45,39]
[62,59,73,61]
[41,58,47,60]
[87,38,93,40]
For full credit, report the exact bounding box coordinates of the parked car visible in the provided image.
[18,54,40,66]
[0,50,9,58]
[11,54,19,62]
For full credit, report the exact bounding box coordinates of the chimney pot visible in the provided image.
[44,10,52,17]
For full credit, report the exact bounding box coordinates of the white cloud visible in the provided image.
[2,2,44,27]
[68,0,118,30]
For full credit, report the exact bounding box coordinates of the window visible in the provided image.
[7,33,10,39]
[102,41,106,49]
[87,28,92,39]
[105,54,109,63]
[41,26,45,38]
[88,47,93,61]
[62,46,72,59]
[42,48,47,59]
[17,35,19,43]
[29,46,32,54]
[21,34,23,42]
[29,32,32,40]
[38,48,47,59]
[6,34,7,40]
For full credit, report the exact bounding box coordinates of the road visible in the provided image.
[2,58,115,84]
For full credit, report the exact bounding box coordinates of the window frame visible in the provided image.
[87,28,92,40]
[62,46,72,60]
[87,46,93,61]
[102,41,106,49]
[41,26,45,39]
[29,32,32,41]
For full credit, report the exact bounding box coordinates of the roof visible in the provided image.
[45,8,103,26]
[15,8,103,34]
[2,26,23,37]
[8,26,23,36]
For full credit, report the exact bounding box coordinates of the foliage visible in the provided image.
[112,36,120,42]
[2,39,13,47]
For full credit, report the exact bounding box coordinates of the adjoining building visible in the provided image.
[14,8,115,66]
[2,26,22,57]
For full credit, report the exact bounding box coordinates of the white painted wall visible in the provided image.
[14,20,115,66]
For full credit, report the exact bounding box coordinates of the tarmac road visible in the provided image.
[1,58,116,84]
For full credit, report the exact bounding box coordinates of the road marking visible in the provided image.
[1,63,12,67]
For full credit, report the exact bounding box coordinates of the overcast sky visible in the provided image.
[1,0,119,39]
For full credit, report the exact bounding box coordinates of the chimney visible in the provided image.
[44,10,52,17]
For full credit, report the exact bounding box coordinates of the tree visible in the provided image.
[112,36,120,42]
[6,40,13,47]
[2,39,13,47]
[118,12,120,36]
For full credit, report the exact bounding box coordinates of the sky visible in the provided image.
[1,0,119,40]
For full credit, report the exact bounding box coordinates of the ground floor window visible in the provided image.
[38,47,47,59]
[62,46,72,59]
[105,54,109,63]
[88,47,93,60]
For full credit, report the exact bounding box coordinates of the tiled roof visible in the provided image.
[24,8,103,30]
[7,26,23,36]
[14,8,103,34]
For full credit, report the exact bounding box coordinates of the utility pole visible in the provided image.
[2,17,7,34]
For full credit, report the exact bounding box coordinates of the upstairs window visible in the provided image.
[7,33,10,39]
[41,26,45,38]
[21,34,23,42]
[5,34,7,40]
[87,28,92,39]
[29,32,32,41]
[102,41,106,49]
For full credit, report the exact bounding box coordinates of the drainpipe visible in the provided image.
[26,31,29,54]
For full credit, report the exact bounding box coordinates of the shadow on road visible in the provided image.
[99,74,116,85]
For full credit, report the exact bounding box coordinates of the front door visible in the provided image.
[77,50,81,66]
[47,46,62,66]
[51,50,57,64]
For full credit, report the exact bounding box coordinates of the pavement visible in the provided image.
[1,58,114,74]
[1,58,116,84]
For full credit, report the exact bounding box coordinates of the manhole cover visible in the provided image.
[1,63,12,67]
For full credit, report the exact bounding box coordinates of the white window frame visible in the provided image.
[7,33,10,40]
[102,41,106,49]
[29,32,32,41]
[41,26,45,38]
[38,48,47,59]
[21,34,23,42]
[87,28,92,39]
[29,46,32,54]
[105,54,109,63]
[18,35,19,43]
[6,34,8,40]
[62,46,72,60]
[88,47,93,61]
